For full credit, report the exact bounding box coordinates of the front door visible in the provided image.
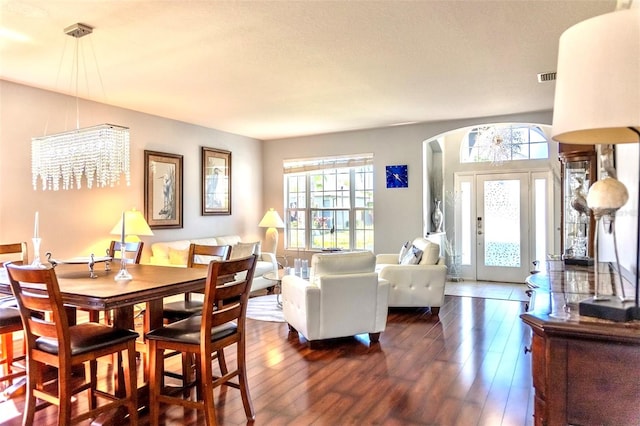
[476,173,530,282]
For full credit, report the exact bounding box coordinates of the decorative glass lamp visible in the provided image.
[586,177,629,301]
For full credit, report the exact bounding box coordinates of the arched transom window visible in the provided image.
[460,124,549,164]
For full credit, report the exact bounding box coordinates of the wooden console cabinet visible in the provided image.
[521,264,640,426]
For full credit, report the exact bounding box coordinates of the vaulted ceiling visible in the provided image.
[0,1,617,140]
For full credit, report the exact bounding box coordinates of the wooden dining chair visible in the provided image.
[161,244,231,391]
[4,262,139,425]
[146,254,258,425]
[0,297,24,392]
[162,243,231,322]
[0,242,28,391]
[109,240,144,264]
[0,242,28,267]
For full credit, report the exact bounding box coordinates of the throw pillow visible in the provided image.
[419,241,440,265]
[168,248,189,265]
[400,245,423,265]
[398,240,412,263]
[230,242,256,259]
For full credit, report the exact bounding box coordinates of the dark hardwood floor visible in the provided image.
[0,295,534,425]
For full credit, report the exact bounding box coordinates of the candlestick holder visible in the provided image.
[114,246,132,281]
[31,238,46,268]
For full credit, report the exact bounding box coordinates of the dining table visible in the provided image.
[0,262,209,420]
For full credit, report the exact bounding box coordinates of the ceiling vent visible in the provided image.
[537,72,557,83]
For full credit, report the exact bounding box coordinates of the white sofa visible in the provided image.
[149,235,277,293]
[375,237,447,315]
[282,251,389,348]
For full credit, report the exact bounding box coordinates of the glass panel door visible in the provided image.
[476,173,530,282]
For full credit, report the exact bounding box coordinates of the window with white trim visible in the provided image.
[284,154,374,251]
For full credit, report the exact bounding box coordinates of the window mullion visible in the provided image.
[349,168,355,248]
[305,173,311,250]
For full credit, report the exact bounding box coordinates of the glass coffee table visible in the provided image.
[263,269,286,308]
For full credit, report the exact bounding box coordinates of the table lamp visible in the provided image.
[258,208,285,254]
[551,2,640,321]
[110,209,154,242]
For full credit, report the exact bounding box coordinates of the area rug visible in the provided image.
[246,294,285,322]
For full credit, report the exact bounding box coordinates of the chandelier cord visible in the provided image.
[44,24,109,134]
[73,35,80,129]
[87,35,109,109]
[42,32,71,137]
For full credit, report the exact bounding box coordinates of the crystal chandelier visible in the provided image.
[31,23,130,191]
[32,124,130,190]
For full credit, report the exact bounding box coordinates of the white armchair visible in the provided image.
[375,237,447,315]
[282,251,389,348]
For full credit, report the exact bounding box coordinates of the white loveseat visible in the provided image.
[282,251,389,348]
[149,235,277,293]
[375,237,447,315]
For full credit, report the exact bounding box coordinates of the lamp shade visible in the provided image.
[258,208,285,229]
[551,6,640,144]
[110,209,154,238]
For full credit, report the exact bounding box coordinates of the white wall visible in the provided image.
[614,143,639,277]
[0,81,264,262]
[262,110,555,255]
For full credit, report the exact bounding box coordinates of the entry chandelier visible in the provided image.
[474,125,523,165]
[31,23,130,191]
